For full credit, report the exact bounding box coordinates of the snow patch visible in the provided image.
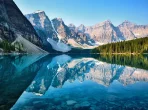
[95,41,104,46]
[134,33,140,36]
[33,10,44,14]
[29,17,36,26]
[51,20,62,42]
[47,38,71,52]
[68,39,97,49]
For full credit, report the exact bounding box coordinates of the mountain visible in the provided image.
[26,11,74,53]
[1,0,148,53]
[0,0,47,53]
[75,20,148,44]
[83,20,125,44]
[25,11,62,52]
[118,20,148,40]
[26,10,148,52]
[25,11,57,45]
[68,23,76,31]
[77,24,86,33]
[26,11,97,52]
[50,18,96,47]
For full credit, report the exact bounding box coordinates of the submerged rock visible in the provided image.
[80,101,91,107]
[90,105,97,110]
[74,101,91,109]
[66,100,77,106]
[33,101,43,105]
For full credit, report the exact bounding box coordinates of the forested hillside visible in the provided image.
[92,37,148,54]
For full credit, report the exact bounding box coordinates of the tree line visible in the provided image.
[92,37,148,54]
[0,40,25,53]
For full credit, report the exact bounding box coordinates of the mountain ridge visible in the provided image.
[1,0,148,53]
[0,0,48,53]
[25,10,148,52]
[25,11,96,52]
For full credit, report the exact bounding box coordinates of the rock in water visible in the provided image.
[66,100,77,106]
[80,101,91,107]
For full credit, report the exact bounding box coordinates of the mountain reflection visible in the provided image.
[26,54,148,95]
[0,54,47,110]
[11,54,148,110]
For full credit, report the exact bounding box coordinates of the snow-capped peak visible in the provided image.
[33,10,45,14]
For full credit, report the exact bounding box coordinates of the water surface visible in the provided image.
[0,54,148,110]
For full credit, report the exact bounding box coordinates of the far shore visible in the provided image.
[91,53,148,55]
[0,52,148,56]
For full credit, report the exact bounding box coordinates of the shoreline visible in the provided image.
[0,52,148,56]
[0,53,28,56]
[91,53,148,55]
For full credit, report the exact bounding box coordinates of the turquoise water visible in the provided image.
[0,54,148,110]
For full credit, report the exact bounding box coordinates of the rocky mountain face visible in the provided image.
[68,23,76,31]
[1,0,147,53]
[118,20,148,40]
[51,18,71,43]
[26,11,95,50]
[83,20,125,44]
[75,20,148,44]
[26,10,148,48]
[76,24,86,33]
[25,11,57,45]
[0,0,46,53]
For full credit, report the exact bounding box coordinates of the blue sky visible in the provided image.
[14,0,148,26]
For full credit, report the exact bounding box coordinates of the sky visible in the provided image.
[14,0,148,26]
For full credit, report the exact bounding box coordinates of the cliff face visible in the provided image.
[118,21,148,40]
[26,10,148,48]
[83,21,125,43]
[5,1,147,52]
[0,0,15,42]
[26,12,95,50]
[0,0,46,53]
[75,21,148,44]
[25,11,57,45]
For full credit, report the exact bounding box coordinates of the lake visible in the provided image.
[0,54,148,110]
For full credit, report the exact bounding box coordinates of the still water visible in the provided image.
[0,54,148,110]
